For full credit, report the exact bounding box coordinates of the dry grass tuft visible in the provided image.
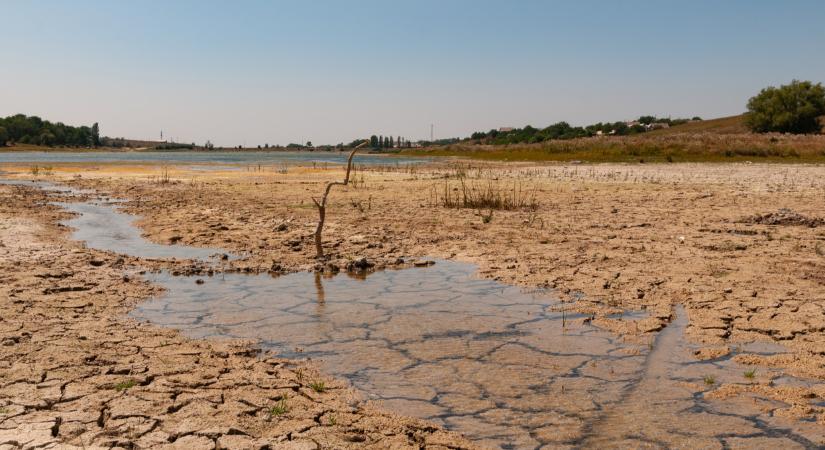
[433,177,538,211]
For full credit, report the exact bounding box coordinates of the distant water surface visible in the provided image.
[0,150,428,166]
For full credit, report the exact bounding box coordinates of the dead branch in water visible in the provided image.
[312,140,369,259]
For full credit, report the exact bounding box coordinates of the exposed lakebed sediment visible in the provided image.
[3,177,824,449]
[0,181,475,449]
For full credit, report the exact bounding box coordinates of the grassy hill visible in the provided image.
[407,114,825,163]
[647,114,749,135]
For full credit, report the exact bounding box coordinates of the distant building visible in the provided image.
[498,127,515,132]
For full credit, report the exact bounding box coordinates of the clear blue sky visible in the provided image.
[2,0,824,146]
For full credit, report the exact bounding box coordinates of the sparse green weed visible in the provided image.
[744,369,757,380]
[703,375,716,386]
[114,379,137,391]
[270,397,288,417]
[309,380,327,393]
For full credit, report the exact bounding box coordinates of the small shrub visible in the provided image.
[744,369,757,380]
[703,375,716,385]
[309,380,327,393]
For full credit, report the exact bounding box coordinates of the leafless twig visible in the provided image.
[312,140,369,258]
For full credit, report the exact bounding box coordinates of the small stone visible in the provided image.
[349,257,374,271]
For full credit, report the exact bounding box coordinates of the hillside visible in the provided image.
[406,114,825,163]
[646,114,749,135]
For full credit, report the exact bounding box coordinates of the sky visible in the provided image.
[2,0,824,146]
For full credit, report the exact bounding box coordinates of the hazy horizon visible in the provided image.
[2,0,824,146]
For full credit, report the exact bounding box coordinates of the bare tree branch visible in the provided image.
[313,140,369,259]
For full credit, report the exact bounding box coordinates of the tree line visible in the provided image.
[467,116,701,145]
[369,135,413,149]
[0,114,100,147]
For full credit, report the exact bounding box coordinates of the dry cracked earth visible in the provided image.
[0,184,476,449]
[2,160,825,448]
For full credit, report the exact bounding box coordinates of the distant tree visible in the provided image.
[306,141,312,147]
[389,136,394,148]
[379,135,384,147]
[0,126,9,146]
[691,116,702,121]
[91,122,100,146]
[369,135,378,148]
[638,116,656,125]
[746,80,825,134]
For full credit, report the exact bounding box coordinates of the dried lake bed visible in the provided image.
[2,160,825,448]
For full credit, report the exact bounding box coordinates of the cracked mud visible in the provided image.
[2,160,825,449]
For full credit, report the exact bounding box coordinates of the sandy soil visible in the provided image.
[2,160,825,447]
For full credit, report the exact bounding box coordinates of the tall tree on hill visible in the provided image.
[370,135,378,148]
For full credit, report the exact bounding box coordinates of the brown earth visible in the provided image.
[2,160,825,447]
[0,184,477,449]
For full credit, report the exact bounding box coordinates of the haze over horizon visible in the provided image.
[2,0,824,147]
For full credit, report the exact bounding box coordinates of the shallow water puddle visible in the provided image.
[1,178,227,260]
[6,179,823,449]
[55,200,226,260]
[131,268,823,449]
[133,263,650,448]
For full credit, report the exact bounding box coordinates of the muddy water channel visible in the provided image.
[9,179,824,449]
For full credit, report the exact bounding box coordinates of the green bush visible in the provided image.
[746,80,825,134]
